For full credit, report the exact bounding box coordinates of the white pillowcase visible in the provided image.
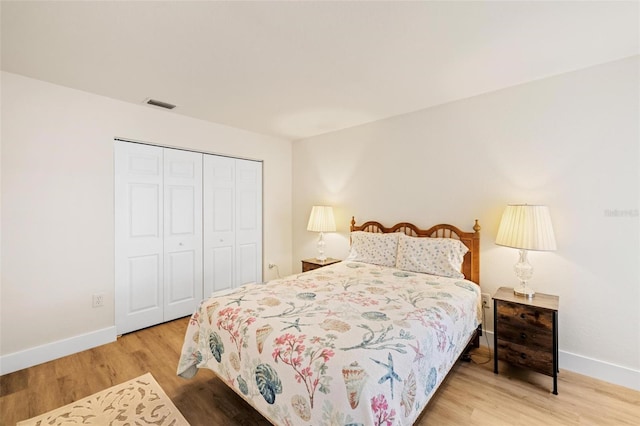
[395,234,469,279]
[347,231,399,267]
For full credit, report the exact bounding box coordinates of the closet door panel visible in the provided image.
[163,148,203,321]
[210,246,234,292]
[235,159,263,286]
[129,254,161,311]
[213,188,234,231]
[166,250,197,301]
[115,142,164,334]
[129,184,160,238]
[237,243,259,285]
[204,155,236,295]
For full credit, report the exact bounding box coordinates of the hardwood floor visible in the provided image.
[1,317,638,425]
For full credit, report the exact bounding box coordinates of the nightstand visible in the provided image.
[493,286,559,394]
[301,258,341,272]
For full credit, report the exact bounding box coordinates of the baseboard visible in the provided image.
[479,330,640,391]
[0,326,117,375]
[559,350,640,391]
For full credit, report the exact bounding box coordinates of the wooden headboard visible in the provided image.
[350,217,481,285]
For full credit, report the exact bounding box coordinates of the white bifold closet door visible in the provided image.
[115,142,203,334]
[163,149,203,321]
[203,155,262,296]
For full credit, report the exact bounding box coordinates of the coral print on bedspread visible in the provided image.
[177,261,480,426]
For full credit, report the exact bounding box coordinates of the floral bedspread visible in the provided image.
[177,261,481,425]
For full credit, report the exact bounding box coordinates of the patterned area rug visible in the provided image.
[17,373,190,425]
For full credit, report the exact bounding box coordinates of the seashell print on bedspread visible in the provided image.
[177,261,481,426]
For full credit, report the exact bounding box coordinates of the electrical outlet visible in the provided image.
[481,293,491,309]
[92,293,105,308]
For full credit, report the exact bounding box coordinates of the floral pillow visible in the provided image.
[346,231,400,267]
[395,234,469,279]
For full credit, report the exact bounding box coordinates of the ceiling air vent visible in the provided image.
[144,98,177,110]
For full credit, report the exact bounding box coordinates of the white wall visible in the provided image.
[1,72,293,372]
[293,57,640,390]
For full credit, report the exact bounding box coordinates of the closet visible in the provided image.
[115,141,262,334]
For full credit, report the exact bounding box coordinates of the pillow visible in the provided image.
[395,234,469,279]
[346,231,399,267]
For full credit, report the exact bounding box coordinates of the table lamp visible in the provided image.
[496,204,557,297]
[307,206,336,261]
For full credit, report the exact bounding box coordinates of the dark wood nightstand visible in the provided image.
[493,286,559,394]
[301,258,341,272]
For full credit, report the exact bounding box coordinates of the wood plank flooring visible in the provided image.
[1,317,638,425]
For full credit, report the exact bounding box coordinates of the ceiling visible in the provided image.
[2,1,638,141]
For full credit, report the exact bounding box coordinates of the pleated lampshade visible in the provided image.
[496,205,557,251]
[307,206,336,233]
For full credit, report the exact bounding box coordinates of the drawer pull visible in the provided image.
[520,313,526,319]
[520,333,527,340]
[520,353,527,360]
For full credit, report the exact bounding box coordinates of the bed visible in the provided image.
[177,218,481,425]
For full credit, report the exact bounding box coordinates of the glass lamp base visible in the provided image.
[513,250,535,298]
[316,232,327,261]
[514,285,535,298]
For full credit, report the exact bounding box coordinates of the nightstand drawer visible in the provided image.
[302,262,318,272]
[496,301,554,331]
[497,339,554,376]
[496,321,553,351]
